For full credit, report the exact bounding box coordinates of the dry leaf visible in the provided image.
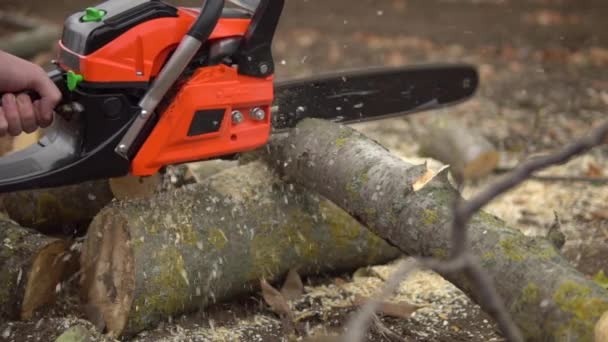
[260,278,292,317]
[586,162,604,178]
[592,209,608,221]
[280,269,304,301]
[333,277,348,287]
[354,295,421,319]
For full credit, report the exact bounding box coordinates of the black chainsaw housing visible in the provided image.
[0,74,143,192]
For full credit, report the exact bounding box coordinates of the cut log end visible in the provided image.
[80,212,134,337]
[462,150,500,179]
[416,116,499,181]
[21,240,68,320]
[596,311,608,342]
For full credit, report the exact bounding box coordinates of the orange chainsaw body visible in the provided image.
[56,7,274,176]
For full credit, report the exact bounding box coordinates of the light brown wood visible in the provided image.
[0,217,71,322]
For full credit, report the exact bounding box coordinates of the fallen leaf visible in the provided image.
[592,209,608,221]
[586,162,604,178]
[353,295,421,319]
[281,269,304,301]
[333,277,348,286]
[260,278,292,317]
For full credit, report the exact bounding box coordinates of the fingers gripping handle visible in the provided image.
[0,90,41,105]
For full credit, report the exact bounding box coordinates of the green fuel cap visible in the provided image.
[81,7,106,22]
[67,71,84,91]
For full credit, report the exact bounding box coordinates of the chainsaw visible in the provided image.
[0,0,478,192]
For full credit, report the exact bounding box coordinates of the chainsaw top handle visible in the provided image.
[188,0,224,41]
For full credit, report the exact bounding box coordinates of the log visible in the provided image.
[2,181,114,235]
[416,116,499,182]
[0,216,72,322]
[264,118,608,342]
[79,162,401,338]
[0,11,61,59]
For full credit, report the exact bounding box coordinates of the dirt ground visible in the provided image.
[0,0,607,341]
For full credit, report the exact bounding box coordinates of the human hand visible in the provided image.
[0,51,62,136]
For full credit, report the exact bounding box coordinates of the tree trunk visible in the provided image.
[0,216,73,322]
[1,181,114,235]
[264,118,608,342]
[79,162,401,338]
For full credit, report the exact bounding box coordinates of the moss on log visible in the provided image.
[264,118,608,342]
[2,181,114,235]
[79,162,401,338]
[0,216,71,322]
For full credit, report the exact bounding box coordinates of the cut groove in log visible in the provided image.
[80,162,401,338]
[0,217,70,322]
[264,118,608,341]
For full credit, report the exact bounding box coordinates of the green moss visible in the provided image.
[321,201,362,248]
[481,251,496,266]
[421,209,439,226]
[537,246,558,260]
[593,270,608,289]
[499,236,525,262]
[130,246,190,331]
[552,280,608,340]
[334,129,353,148]
[521,283,540,304]
[34,192,81,225]
[363,207,377,219]
[345,166,371,204]
[510,282,542,339]
[498,232,559,263]
[474,211,506,227]
[431,248,447,258]
[207,228,228,250]
[249,205,321,279]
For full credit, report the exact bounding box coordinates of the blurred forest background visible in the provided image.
[0,0,607,341]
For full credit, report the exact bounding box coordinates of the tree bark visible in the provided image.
[79,162,401,338]
[2,181,114,235]
[0,216,73,322]
[264,118,608,342]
